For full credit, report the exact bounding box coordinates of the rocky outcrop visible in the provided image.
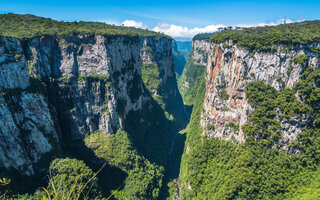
[0,92,58,175]
[0,34,184,175]
[190,39,210,66]
[202,40,320,147]
[0,37,30,90]
[178,37,209,105]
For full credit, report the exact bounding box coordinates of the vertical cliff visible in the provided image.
[178,21,320,200]
[202,41,318,148]
[0,14,187,199]
[172,40,187,76]
[178,33,210,105]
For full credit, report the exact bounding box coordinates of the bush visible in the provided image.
[219,89,229,100]
[292,55,308,65]
[45,158,101,199]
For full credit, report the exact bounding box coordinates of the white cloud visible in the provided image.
[236,18,298,28]
[152,23,225,38]
[98,18,304,39]
[121,20,146,29]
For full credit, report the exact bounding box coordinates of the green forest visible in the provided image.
[179,63,320,199]
[210,20,320,52]
[0,14,169,39]
[2,11,320,200]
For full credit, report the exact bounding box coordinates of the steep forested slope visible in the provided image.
[178,33,212,106]
[179,21,320,199]
[172,40,187,76]
[176,41,192,60]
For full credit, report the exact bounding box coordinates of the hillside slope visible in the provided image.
[179,21,320,199]
[178,33,211,105]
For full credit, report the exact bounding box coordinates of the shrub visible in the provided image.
[44,158,101,200]
[292,55,308,65]
[219,89,229,100]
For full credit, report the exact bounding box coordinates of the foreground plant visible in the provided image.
[0,177,11,199]
[41,158,107,200]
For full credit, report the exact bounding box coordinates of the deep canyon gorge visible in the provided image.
[1,13,320,200]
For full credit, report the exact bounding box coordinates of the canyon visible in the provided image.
[2,14,320,200]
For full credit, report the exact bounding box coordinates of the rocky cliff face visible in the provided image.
[172,40,187,76]
[0,34,184,175]
[178,37,209,105]
[201,40,319,149]
[190,39,210,66]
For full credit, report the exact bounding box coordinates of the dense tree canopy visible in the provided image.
[193,33,213,41]
[210,20,320,52]
[179,65,320,199]
[0,14,169,39]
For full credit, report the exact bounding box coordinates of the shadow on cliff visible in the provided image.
[65,140,127,199]
[46,77,127,199]
[122,84,181,166]
[122,78,190,200]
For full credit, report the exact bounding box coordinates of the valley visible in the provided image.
[1,13,320,200]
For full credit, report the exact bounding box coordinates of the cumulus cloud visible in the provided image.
[101,18,304,39]
[236,18,298,28]
[152,23,225,38]
[122,20,146,29]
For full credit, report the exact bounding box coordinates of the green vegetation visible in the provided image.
[179,65,320,199]
[141,62,167,111]
[44,158,101,200]
[0,14,169,39]
[85,131,164,200]
[141,62,161,92]
[172,40,187,75]
[14,54,22,61]
[216,76,229,100]
[0,177,11,199]
[193,33,214,41]
[287,65,294,75]
[219,89,229,100]
[292,55,309,65]
[288,170,320,200]
[0,13,187,200]
[78,74,110,82]
[178,60,206,105]
[210,20,320,52]
[175,41,192,60]
[141,46,154,59]
[27,60,37,77]
[223,44,232,48]
[244,80,308,147]
[206,124,215,131]
[225,122,239,135]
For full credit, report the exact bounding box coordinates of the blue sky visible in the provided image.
[1,0,320,39]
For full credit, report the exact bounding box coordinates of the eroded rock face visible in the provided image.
[0,37,30,90]
[192,39,210,66]
[178,38,210,101]
[202,40,320,148]
[140,37,175,83]
[0,93,58,175]
[0,34,179,175]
